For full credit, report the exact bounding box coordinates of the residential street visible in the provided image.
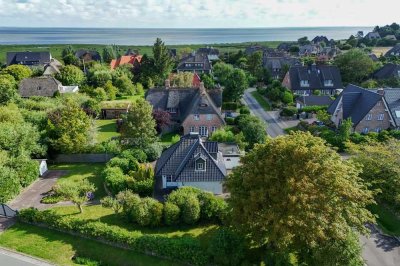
[0,248,53,266]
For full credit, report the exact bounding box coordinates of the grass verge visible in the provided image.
[250,91,271,111]
[95,119,120,142]
[0,222,177,266]
[369,204,400,236]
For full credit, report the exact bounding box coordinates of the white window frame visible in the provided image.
[211,126,217,132]
[377,113,384,121]
[193,114,200,121]
[375,127,382,133]
[206,114,213,121]
[167,108,177,113]
[199,126,208,136]
[366,114,372,121]
[300,80,309,87]
[195,160,206,172]
[324,80,333,87]
[166,175,173,182]
[190,126,196,133]
[363,127,369,134]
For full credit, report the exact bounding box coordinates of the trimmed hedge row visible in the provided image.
[18,208,208,265]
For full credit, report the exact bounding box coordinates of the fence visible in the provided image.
[54,153,114,163]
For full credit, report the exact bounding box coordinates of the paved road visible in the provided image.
[243,89,284,137]
[0,248,53,266]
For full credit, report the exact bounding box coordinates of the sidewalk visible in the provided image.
[0,247,54,266]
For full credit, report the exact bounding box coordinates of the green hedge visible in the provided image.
[222,102,241,110]
[18,208,209,266]
[299,105,328,113]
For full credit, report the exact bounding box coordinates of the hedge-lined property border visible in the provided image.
[18,208,209,266]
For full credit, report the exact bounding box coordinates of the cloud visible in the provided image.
[0,0,398,27]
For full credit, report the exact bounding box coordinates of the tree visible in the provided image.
[114,75,135,95]
[152,38,174,85]
[171,72,194,87]
[1,65,32,82]
[152,109,171,133]
[236,115,267,149]
[47,99,94,153]
[213,62,234,86]
[87,63,113,87]
[334,49,376,84]
[298,36,310,46]
[56,65,85,85]
[208,228,246,266]
[0,75,17,104]
[209,127,247,150]
[348,139,400,209]
[316,110,331,125]
[57,179,95,213]
[200,74,215,89]
[120,99,157,148]
[223,68,248,102]
[247,51,263,81]
[226,132,374,253]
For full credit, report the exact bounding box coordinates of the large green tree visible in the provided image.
[213,62,234,86]
[236,114,267,149]
[152,38,174,85]
[0,74,17,105]
[1,64,32,82]
[226,132,374,254]
[224,68,248,102]
[334,49,376,84]
[47,99,94,153]
[120,99,157,148]
[247,51,263,80]
[56,65,85,85]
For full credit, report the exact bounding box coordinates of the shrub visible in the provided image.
[12,157,38,187]
[280,106,297,117]
[225,117,235,125]
[127,178,153,197]
[164,202,180,226]
[208,228,246,266]
[299,105,328,113]
[106,157,133,174]
[239,106,251,115]
[181,195,201,225]
[198,192,228,222]
[18,208,208,266]
[128,196,163,227]
[222,102,240,110]
[143,142,163,161]
[120,149,147,163]
[0,166,20,203]
[102,167,128,194]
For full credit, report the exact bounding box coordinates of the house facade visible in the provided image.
[176,53,212,74]
[282,64,343,95]
[197,47,220,61]
[385,44,400,57]
[327,84,398,133]
[75,50,101,62]
[155,133,227,195]
[365,32,381,40]
[146,82,225,136]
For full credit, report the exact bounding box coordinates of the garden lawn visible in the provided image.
[0,222,178,266]
[369,204,400,236]
[251,91,271,111]
[52,205,218,246]
[160,132,180,146]
[49,163,106,199]
[95,119,120,142]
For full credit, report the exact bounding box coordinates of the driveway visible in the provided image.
[8,170,68,211]
[242,88,315,137]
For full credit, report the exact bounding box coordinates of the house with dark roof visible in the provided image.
[299,44,321,56]
[155,133,229,195]
[7,51,52,67]
[368,53,379,62]
[373,63,400,80]
[176,53,212,74]
[327,84,399,133]
[277,42,294,52]
[146,81,224,136]
[385,44,400,57]
[244,45,265,55]
[197,47,219,61]
[263,56,301,79]
[75,50,101,62]
[365,32,381,40]
[282,64,343,95]
[19,77,78,97]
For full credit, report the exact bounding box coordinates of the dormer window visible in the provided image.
[194,153,206,172]
[193,114,200,120]
[324,80,333,87]
[300,80,309,87]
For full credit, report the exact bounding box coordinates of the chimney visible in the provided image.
[165,79,170,89]
[377,88,385,96]
[199,82,206,95]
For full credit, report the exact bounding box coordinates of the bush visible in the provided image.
[222,102,240,110]
[12,157,38,187]
[164,202,180,226]
[18,208,208,266]
[131,197,163,227]
[102,167,128,194]
[143,142,163,161]
[0,166,20,203]
[280,106,297,117]
[239,106,250,115]
[127,179,153,197]
[208,228,246,266]
[299,105,328,113]
[198,192,228,222]
[120,149,147,163]
[181,195,201,224]
[225,117,235,125]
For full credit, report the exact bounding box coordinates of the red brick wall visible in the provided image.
[182,114,224,135]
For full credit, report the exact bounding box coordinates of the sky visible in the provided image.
[0,0,398,28]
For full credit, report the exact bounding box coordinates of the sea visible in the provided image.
[0,27,373,45]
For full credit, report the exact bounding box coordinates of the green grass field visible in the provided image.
[251,91,271,111]
[0,41,282,64]
[49,163,106,199]
[95,119,120,142]
[369,204,400,236]
[0,222,177,266]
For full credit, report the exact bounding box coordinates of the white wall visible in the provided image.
[182,181,223,194]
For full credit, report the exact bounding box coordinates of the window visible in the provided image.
[190,126,196,133]
[375,127,382,133]
[363,127,369,134]
[365,114,372,120]
[211,126,217,132]
[196,162,204,171]
[193,114,200,121]
[324,80,333,87]
[167,108,177,113]
[199,126,208,136]
[37,86,42,90]
[300,80,309,87]
[166,175,173,182]
[206,114,213,120]
[377,114,384,121]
